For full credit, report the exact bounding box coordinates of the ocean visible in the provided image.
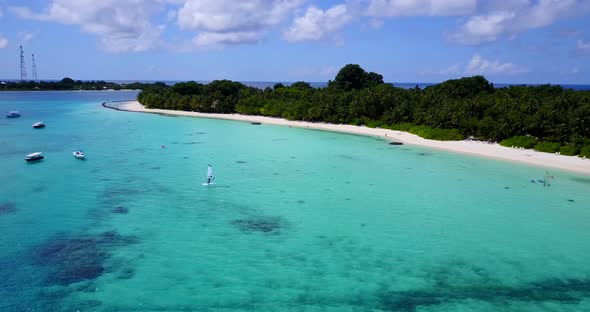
[1,91,590,311]
[2,80,590,91]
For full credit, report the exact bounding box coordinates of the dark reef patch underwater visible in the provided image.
[0,201,17,214]
[111,206,129,214]
[377,277,590,311]
[30,230,139,286]
[571,176,590,184]
[231,216,288,234]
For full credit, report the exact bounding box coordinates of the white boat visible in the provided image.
[25,152,44,162]
[203,164,215,185]
[33,122,45,129]
[6,111,21,118]
[73,150,85,159]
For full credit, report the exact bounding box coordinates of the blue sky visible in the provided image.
[0,0,589,84]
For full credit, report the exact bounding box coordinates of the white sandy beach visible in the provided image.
[109,100,590,175]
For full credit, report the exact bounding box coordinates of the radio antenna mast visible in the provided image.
[20,46,28,81]
[32,54,38,82]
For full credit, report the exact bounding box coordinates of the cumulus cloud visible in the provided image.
[283,4,353,42]
[578,39,590,55]
[292,0,532,45]
[449,0,590,45]
[439,54,527,76]
[177,0,304,46]
[448,11,515,44]
[11,0,165,52]
[7,0,590,50]
[464,54,527,75]
[364,0,476,17]
[0,35,7,49]
[194,31,262,46]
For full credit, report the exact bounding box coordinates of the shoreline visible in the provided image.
[104,101,590,175]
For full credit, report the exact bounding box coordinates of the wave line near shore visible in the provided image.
[103,101,590,175]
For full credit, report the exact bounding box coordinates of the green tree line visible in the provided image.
[137,64,590,157]
[0,77,153,91]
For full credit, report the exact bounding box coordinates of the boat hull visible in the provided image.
[25,156,44,162]
[73,152,85,159]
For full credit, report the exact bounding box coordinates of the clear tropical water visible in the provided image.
[1,91,590,312]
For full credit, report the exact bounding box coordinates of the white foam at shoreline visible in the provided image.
[108,101,590,175]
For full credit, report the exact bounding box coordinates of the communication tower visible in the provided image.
[32,54,38,82]
[20,46,27,81]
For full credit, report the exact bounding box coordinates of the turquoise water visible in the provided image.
[1,91,590,311]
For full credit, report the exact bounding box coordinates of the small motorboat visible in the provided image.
[25,152,44,162]
[73,150,85,159]
[33,122,46,129]
[6,111,21,118]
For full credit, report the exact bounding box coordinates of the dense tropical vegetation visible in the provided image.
[138,64,588,157]
[0,77,151,91]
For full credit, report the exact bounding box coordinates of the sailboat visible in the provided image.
[202,164,215,186]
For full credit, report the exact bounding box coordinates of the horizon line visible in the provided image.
[1,78,589,87]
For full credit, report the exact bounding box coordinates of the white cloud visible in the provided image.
[438,54,527,76]
[194,31,262,46]
[284,0,474,44]
[464,54,527,75]
[284,4,353,42]
[177,0,304,46]
[0,7,4,18]
[12,0,166,53]
[0,35,7,48]
[364,0,476,17]
[577,39,590,55]
[18,30,39,43]
[449,0,590,45]
[448,11,515,44]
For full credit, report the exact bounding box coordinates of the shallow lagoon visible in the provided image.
[1,91,590,311]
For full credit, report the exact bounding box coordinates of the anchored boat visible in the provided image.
[6,111,21,118]
[25,152,44,162]
[33,122,45,128]
[73,150,85,159]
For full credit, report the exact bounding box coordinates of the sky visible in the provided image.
[0,0,589,84]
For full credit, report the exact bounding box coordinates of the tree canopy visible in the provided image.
[0,78,153,91]
[290,81,312,90]
[137,64,590,155]
[329,64,384,91]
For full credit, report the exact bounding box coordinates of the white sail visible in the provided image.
[205,164,215,184]
[207,165,214,179]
